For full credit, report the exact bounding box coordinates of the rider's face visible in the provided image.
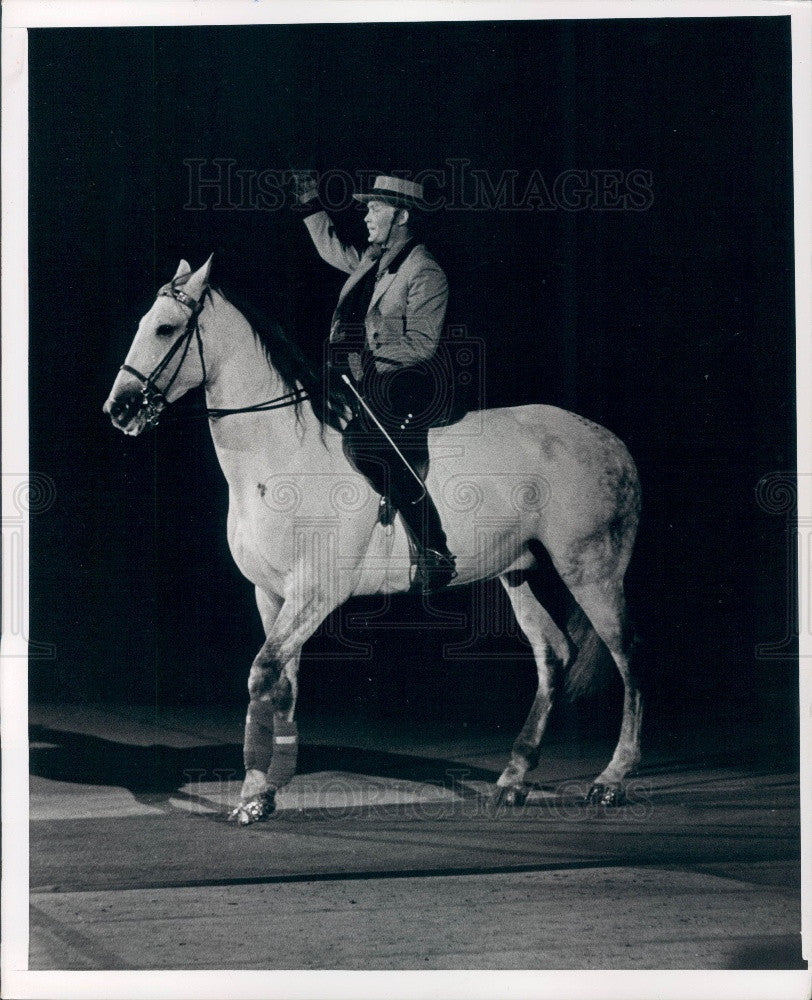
[364,200,400,243]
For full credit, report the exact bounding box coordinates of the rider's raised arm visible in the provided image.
[293,175,363,274]
[302,210,363,275]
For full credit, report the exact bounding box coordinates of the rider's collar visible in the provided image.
[378,238,418,275]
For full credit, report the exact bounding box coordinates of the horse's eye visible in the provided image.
[156,324,175,337]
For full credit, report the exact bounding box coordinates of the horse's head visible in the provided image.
[103,257,213,435]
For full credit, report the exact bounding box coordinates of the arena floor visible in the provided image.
[26,702,805,972]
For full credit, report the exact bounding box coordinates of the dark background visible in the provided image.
[29,18,797,756]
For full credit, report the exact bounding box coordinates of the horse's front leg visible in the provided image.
[230,579,336,826]
[237,588,284,807]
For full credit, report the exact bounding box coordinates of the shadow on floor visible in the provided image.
[726,935,807,970]
[29,724,500,798]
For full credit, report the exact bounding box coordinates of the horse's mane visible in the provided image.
[210,285,348,433]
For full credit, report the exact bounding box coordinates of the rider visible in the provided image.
[295,173,456,592]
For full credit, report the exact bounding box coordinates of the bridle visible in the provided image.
[120,282,206,427]
[119,281,306,427]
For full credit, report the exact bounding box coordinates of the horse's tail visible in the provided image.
[563,603,613,700]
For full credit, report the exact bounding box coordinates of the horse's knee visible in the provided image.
[247,658,281,701]
[247,669,266,701]
[269,674,293,713]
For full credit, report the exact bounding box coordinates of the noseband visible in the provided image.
[120,282,207,428]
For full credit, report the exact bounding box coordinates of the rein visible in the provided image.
[120,282,307,426]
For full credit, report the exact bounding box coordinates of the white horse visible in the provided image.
[103,257,643,824]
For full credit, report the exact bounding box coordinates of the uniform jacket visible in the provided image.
[304,210,448,374]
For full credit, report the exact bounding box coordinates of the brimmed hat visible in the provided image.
[353,175,429,210]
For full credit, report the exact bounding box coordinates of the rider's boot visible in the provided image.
[398,489,457,594]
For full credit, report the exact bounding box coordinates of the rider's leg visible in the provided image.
[389,452,452,556]
[386,431,457,592]
[341,414,391,495]
[342,382,456,591]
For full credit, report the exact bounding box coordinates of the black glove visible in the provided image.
[290,170,319,210]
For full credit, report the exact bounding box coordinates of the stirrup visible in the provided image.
[410,548,458,595]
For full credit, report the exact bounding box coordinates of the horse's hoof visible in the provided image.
[586,783,626,807]
[227,790,276,825]
[490,784,528,812]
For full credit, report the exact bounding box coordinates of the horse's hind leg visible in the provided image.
[567,578,642,806]
[492,572,574,808]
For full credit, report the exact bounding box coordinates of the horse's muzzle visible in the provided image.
[103,388,152,436]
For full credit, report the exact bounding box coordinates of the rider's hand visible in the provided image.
[346,352,363,383]
[291,170,319,208]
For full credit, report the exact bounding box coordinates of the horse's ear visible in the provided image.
[173,259,192,280]
[183,254,214,300]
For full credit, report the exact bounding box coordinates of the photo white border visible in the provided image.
[1,14,31,987]
[2,2,810,997]
[0,0,807,28]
